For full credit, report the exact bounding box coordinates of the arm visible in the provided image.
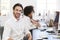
[31,19,40,28]
[27,33,32,40]
[2,22,12,40]
[24,26,32,40]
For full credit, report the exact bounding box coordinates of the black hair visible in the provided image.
[13,3,23,10]
[24,6,34,16]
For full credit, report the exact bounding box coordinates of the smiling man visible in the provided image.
[2,3,32,40]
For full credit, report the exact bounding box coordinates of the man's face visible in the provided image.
[13,6,23,18]
[29,11,34,19]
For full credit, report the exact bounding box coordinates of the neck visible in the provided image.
[28,16,32,19]
[15,17,20,21]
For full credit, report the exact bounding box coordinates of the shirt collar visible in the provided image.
[12,14,23,22]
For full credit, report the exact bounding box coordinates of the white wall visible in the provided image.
[57,0,60,11]
[36,0,57,21]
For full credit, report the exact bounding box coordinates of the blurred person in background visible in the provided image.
[54,11,59,29]
[24,6,40,30]
[49,19,54,27]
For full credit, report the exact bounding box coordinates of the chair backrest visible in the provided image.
[0,27,4,40]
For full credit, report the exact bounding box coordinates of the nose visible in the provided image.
[17,11,21,14]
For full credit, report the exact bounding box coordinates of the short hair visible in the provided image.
[56,11,59,15]
[13,3,23,10]
[24,6,34,16]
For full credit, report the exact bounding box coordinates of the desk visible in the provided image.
[31,28,60,40]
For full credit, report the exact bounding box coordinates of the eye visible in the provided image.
[19,10,22,12]
[19,10,23,13]
[16,9,18,11]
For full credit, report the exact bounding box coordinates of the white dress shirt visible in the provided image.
[22,15,36,30]
[2,15,31,40]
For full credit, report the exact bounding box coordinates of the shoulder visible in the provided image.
[5,18,12,25]
[22,15,30,21]
[22,15,32,25]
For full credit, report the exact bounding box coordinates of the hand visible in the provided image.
[8,37,13,40]
[27,33,32,40]
[31,19,40,27]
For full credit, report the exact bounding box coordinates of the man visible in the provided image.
[24,6,40,29]
[2,3,31,40]
[54,11,59,29]
[23,5,40,40]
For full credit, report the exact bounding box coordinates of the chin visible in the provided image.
[17,16,20,18]
[15,16,20,18]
